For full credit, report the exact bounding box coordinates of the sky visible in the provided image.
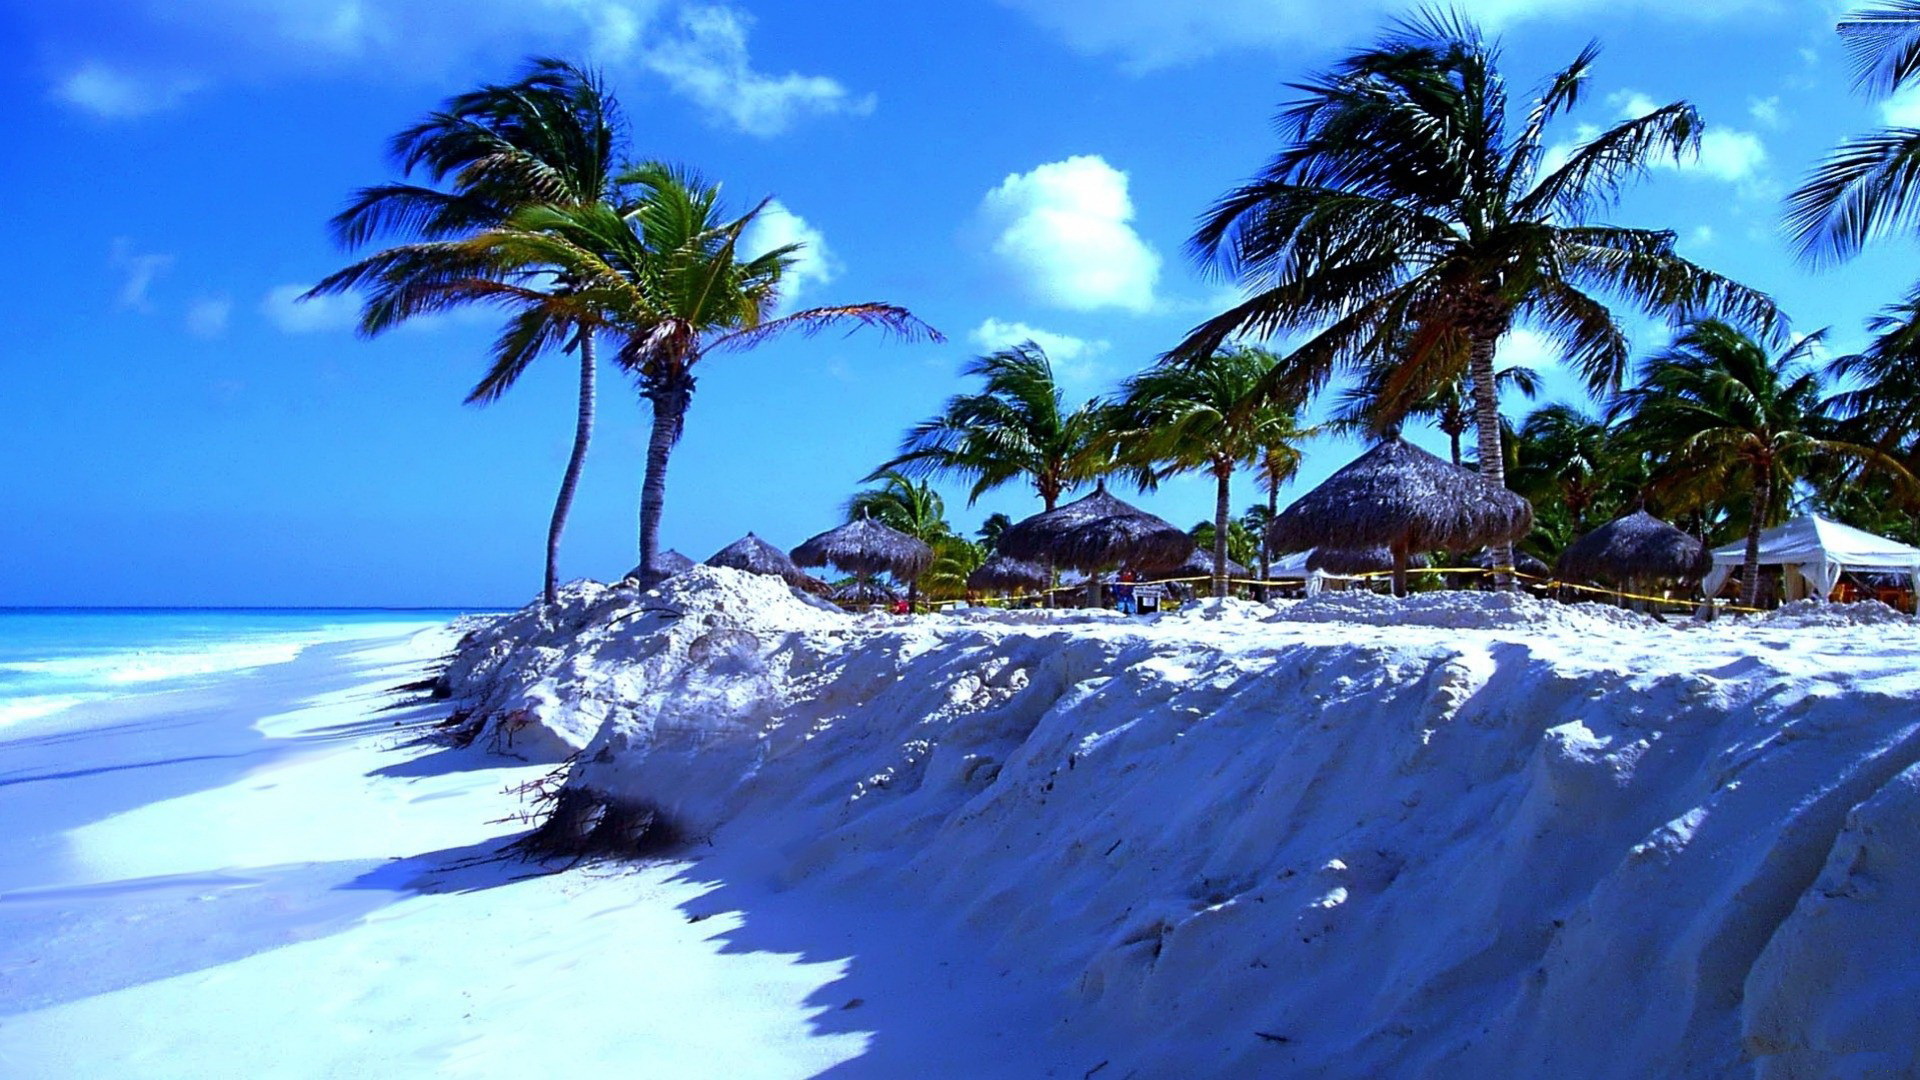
[1,0,1911,607]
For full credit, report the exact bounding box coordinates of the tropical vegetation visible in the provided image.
[1172,13,1777,584]
[311,58,623,607]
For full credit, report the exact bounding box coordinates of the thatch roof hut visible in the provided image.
[967,555,1051,594]
[829,578,900,607]
[1266,435,1533,595]
[791,516,934,581]
[1307,546,1431,576]
[705,533,830,595]
[625,548,695,583]
[1474,547,1550,578]
[1557,510,1712,588]
[1149,547,1249,582]
[996,484,1193,573]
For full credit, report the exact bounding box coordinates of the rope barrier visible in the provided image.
[924,565,1769,616]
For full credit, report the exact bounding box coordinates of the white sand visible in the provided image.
[445,569,1920,1078]
[7,575,1919,1078]
[0,626,1051,1078]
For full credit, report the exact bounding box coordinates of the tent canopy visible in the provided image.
[1705,514,1920,602]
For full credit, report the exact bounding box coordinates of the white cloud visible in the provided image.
[638,5,875,136]
[261,284,359,334]
[109,240,173,312]
[1496,327,1560,372]
[37,3,868,137]
[740,199,839,309]
[1749,96,1784,130]
[970,318,1113,392]
[1882,86,1920,127]
[978,155,1161,314]
[1688,225,1716,247]
[186,296,233,339]
[1549,91,1769,187]
[995,0,1776,71]
[55,61,200,118]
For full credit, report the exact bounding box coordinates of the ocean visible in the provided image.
[0,609,486,728]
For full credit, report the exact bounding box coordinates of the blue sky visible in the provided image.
[1,0,1910,606]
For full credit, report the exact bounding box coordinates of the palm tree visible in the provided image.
[1612,319,1915,606]
[1825,286,1920,453]
[434,165,939,587]
[310,58,623,608]
[874,342,1104,513]
[1176,13,1776,585]
[1787,3,1920,263]
[1190,519,1260,570]
[849,470,957,608]
[1109,346,1309,598]
[1336,365,1542,466]
[1508,404,1626,534]
[976,512,1014,553]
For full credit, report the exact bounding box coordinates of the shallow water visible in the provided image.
[0,608,484,726]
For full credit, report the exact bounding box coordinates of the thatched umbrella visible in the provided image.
[625,548,695,583]
[1149,547,1249,583]
[1266,434,1533,596]
[1474,547,1550,578]
[705,533,830,595]
[791,515,934,610]
[829,578,900,607]
[1307,546,1431,576]
[996,482,1194,605]
[1557,510,1712,592]
[967,554,1051,594]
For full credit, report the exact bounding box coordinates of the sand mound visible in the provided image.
[510,586,1920,1077]
[436,567,851,758]
[1270,587,1658,631]
[1751,598,1913,628]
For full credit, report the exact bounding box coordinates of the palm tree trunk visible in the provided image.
[637,371,693,586]
[543,331,596,608]
[1742,474,1771,608]
[1256,481,1277,600]
[1468,332,1514,590]
[1443,407,1465,467]
[1213,463,1232,599]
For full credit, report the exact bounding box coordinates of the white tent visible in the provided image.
[1703,514,1920,603]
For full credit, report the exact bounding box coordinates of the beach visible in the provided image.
[4,584,1920,1077]
[0,614,1077,1078]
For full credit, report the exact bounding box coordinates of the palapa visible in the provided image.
[967,554,1052,593]
[829,578,901,607]
[996,484,1194,573]
[996,483,1193,606]
[1266,434,1532,596]
[1150,547,1249,582]
[1556,510,1712,589]
[1473,547,1550,578]
[791,516,934,581]
[1307,546,1431,576]
[705,533,831,595]
[625,548,695,582]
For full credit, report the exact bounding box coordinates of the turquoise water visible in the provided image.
[0,609,486,726]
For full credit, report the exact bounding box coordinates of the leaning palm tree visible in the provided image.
[310,58,624,607]
[874,342,1105,512]
[1109,346,1309,597]
[435,165,939,587]
[1612,319,1915,606]
[1176,12,1777,585]
[1786,2,1920,264]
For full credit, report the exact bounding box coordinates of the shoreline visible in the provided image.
[0,618,1063,1078]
